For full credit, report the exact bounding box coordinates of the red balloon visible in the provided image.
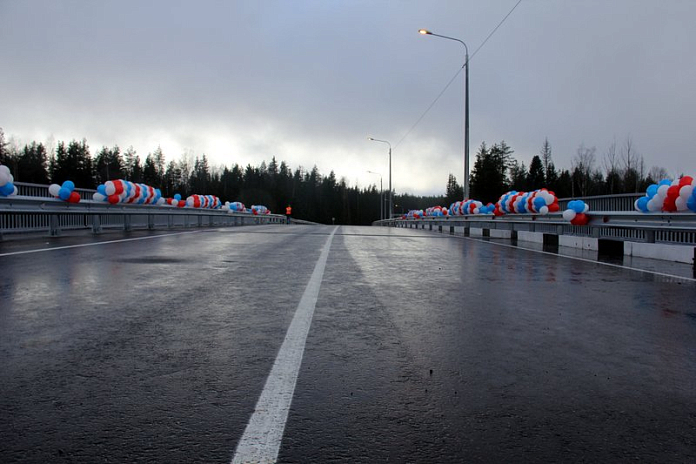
[570,213,589,226]
[663,196,677,212]
[178,200,186,207]
[679,176,693,187]
[68,191,81,203]
[108,194,120,204]
[113,180,124,195]
[667,185,680,199]
[548,203,560,212]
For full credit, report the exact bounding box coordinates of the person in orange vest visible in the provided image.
[285,205,292,224]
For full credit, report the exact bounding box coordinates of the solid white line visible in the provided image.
[460,235,696,283]
[0,230,204,257]
[231,226,338,464]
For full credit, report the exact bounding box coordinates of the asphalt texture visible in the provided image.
[1,225,695,463]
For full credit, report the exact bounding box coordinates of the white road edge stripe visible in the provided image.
[231,226,338,464]
[0,230,205,257]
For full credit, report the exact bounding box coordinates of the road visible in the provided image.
[1,225,695,463]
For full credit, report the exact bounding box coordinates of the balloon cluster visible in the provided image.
[186,194,221,209]
[0,164,17,197]
[448,200,496,215]
[634,176,696,213]
[250,205,270,215]
[406,209,423,219]
[425,206,449,217]
[563,200,590,225]
[49,180,80,203]
[494,189,560,216]
[221,201,246,213]
[93,179,164,205]
[163,193,186,208]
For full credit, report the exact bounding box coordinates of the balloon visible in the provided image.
[58,187,71,200]
[572,201,585,214]
[548,202,560,212]
[675,197,688,211]
[679,176,693,187]
[646,184,658,198]
[562,209,576,221]
[636,197,649,212]
[93,192,106,201]
[0,182,14,196]
[679,185,693,200]
[657,185,669,197]
[663,196,677,212]
[687,196,696,212]
[49,184,61,197]
[667,185,680,199]
[174,193,181,201]
[62,180,75,191]
[68,191,80,203]
[539,206,549,215]
[105,181,115,196]
[108,194,120,204]
[97,184,107,195]
[571,213,589,226]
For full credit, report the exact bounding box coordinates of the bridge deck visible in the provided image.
[1,225,695,462]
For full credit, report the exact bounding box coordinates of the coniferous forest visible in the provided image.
[0,128,668,224]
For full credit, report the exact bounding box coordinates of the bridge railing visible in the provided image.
[0,195,286,238]
[375,211,696,247]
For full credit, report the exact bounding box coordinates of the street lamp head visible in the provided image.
[419,29,431,35]
[367,136,374,141]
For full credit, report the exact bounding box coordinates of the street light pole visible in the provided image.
[367,170,383,221]
[419,29,470,200]
[367,137,392,218]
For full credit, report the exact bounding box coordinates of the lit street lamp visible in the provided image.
[367,137,392,218]
[419,28,470,200]
[367,170,383,221]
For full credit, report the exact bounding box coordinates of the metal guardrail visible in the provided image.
[557,193,643,212]
[0,195,286,238]
[375,211,696,247]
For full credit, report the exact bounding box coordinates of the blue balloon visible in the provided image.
[637,197,649,212]
[572,201,585,213]
[687,196,696,212]
[97,184,107,195]
[58,187,71,200]
[0,182,14,196]
[533,197,546,209]
[646,184,658,198]
[174,193,181,201]
[659,179,672,186]
[62,180,75,191]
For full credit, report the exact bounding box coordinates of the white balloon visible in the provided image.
[0,172,9,186]
[93,192,106,201]
[675,197,688,211]
[583,204,590,213]
[12,186,17,196]
[562,209,576,221]
[48,184,61,197]
[679,185,693,200]
[539,206,549,215]
[657,185,669,197]
[671,179,680,186]
[105,181,115,196]
[0,165,10,175]
[647,199,661,212]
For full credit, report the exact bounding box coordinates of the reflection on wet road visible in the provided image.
[1,225,695,462]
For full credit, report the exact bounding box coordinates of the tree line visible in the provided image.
[0,128,668,223]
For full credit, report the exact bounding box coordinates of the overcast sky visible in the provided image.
[1,0,694,195]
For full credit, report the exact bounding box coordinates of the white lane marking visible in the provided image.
[460,235,696,283]
[0,230,204,257]
[231,226,338,464]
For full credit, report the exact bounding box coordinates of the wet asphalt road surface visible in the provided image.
[1,225,695,463]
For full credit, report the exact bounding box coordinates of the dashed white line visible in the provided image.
[231,226,338,464]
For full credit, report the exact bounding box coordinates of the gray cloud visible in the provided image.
[1,0,694,195]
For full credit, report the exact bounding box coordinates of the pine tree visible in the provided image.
[17,142,49,184]
[527,155,545,190]
[444,173,463,204]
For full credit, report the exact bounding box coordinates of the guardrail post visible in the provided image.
[198,215,203,228]
[148,214,155,230]
[168,214,173,229]
[50,214,60,236]
[92,214,102,234]
[124,214,132,231]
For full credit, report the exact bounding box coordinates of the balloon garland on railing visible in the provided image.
[93,179,164,205]
[449,200,496,215]
[49,180,80,203]
[634,176,696,213]
[563,200,590,225]
[186,194,222,209]
[494,189,560,216]
[221,201,246,213]
[250,205,270,215]
[0,164,17,197]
